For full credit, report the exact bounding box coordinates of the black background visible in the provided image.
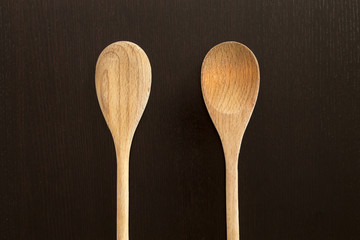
[1,0,360,239]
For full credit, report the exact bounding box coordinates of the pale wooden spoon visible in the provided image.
[201,41,260,240]
[95,41,151,240]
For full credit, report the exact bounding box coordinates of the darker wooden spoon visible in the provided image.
[201,41,260,240]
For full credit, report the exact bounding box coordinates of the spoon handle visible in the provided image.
[226,161,239,240]
[116,149,130,240]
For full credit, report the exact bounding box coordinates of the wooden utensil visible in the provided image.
[201,41,260,240]
[95,41,151,240]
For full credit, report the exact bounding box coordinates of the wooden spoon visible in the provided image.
[201,41,260,240]
[95,41,151,240]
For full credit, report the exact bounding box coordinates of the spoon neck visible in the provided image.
[115,142,131,162]
[221,135,242,164]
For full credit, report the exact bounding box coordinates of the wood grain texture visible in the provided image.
[95,41,151,240]
[1,0,360,240]
[201,42,260,240]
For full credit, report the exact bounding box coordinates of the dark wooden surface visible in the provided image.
[1,0,360,239]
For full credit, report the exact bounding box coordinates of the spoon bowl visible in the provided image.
[202,42,259,115]
[201,41,259,240]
